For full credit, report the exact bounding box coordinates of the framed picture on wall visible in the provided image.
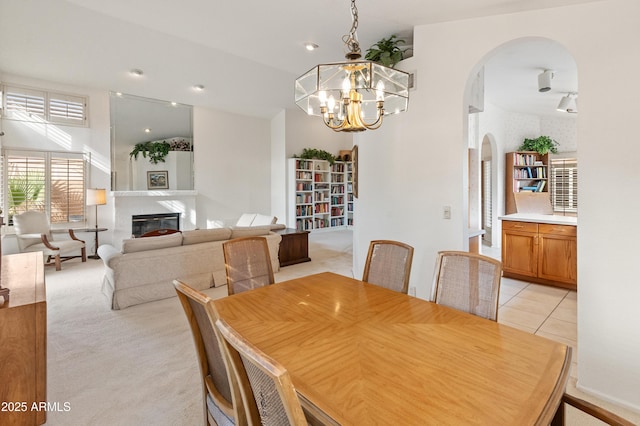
[147,171,169,189]
[352,145,358,198]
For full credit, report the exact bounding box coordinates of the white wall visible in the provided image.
[354,0,640,411]
[193,107,272,227]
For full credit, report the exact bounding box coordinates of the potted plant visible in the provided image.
[518,136,559,155]
[365,35,410,68]
[129,141,171,164]
[294,148,337,165]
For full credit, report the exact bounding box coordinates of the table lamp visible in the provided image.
[86,188,107,229]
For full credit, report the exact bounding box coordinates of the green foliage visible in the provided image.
[296,148,337,165]
[8,170,45,216]
[519,136,559,155]
[365,35,408,68]
[129,141,171,164]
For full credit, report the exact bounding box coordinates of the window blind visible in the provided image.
[3,150,87,224]
[550,158,578,213]
[2,85,87,126]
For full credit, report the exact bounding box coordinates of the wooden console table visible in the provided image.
[276,228,311,267]
[0,252,47,426]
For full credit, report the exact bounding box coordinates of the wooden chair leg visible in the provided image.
[55,254,61,271]
[81,247,87,262]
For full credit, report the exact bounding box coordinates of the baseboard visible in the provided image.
[576,380,640,415]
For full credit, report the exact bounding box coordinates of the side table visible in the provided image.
[75,227,108,259]
[276,228,311,267]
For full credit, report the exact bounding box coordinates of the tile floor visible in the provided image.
[481,243,579,380]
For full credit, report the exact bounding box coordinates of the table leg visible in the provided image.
[89,230,100,259]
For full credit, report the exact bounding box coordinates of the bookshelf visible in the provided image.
[505,151,549,214]
[289,158,353,231]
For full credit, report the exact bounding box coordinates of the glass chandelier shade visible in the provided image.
[294,0,410,132]
[295,61,409,132]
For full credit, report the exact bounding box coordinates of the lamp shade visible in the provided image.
[86,188,107,206]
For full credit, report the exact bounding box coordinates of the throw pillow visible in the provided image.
[252,214,277,226]
[235,213,257,227]
[122,232,183,253]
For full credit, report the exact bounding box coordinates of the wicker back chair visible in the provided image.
[223,237,274,296]
[173,280,246,426]
[431,251,502,321]
[215,317,307,426]
[362,240,414,294]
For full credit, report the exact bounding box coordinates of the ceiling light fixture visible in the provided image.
[144,128,151,133]
[130,69,144,77]
[304,42,319,51]
[193,84,205,91]
[557,93,578,113]
[294,0,410,132]
[538,69,553,92]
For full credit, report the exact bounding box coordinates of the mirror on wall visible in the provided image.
[110,93,194,191]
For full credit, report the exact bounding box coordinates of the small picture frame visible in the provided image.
[147,171,169,189]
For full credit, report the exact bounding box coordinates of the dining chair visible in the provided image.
[215,317,308,426]
[173,280,246,426]
[222,237,275,296]
[552,393,635,426]
[431,250,502,321]
[362,240,414,294]
[13,211,86,271]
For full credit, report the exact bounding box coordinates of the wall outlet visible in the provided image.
[443,205,451,219]
[409,286,417,296]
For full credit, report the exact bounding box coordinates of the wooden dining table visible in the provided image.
[213,272,572,425]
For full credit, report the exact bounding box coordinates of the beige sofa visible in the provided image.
[97,226,282,310]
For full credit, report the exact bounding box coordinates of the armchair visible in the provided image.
[13,211,86,271]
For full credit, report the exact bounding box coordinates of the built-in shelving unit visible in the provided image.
[289,159,354,231]
[505,151,549,215]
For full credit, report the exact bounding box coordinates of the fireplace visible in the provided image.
[131,213,180,238]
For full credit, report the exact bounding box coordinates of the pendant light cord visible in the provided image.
[342,0,361,59]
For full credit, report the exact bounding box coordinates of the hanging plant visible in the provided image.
[365,35,409,68]
[518,136,559,155]
[129,141,171,164]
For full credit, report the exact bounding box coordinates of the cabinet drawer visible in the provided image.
[502,221,538,233]
[539,224,577,237]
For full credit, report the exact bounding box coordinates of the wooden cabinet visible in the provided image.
[505,152,549,215]
[276,228,311,267]
[0,252,47,425]
[502,220,577,290]
[502,221,538,278]
[538,224,577,286]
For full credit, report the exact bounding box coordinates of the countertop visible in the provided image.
[499,213,577,226]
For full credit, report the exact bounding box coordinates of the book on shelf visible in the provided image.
[536,180,546,192]
[521,186,538,191]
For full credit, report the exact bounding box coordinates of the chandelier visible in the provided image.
[294,0,410,132]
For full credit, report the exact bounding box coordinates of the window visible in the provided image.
[550,158,578,214]
[1,149,88,225]
[2,84,88,127]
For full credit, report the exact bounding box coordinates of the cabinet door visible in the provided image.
[502,229,538,278]
[538,225,577,285]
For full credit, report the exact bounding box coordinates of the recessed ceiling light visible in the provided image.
[170,101,177,106]
[193,84,205,91]
[115,92,123,96]
[144,128,151,133]
[130,69,144,77]
[304,42,319,51]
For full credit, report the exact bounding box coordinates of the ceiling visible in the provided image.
[0,0,589,119]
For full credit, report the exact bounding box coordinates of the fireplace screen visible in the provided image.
[131,213,180,237]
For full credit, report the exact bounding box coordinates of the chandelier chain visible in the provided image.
[342,0,361,56]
